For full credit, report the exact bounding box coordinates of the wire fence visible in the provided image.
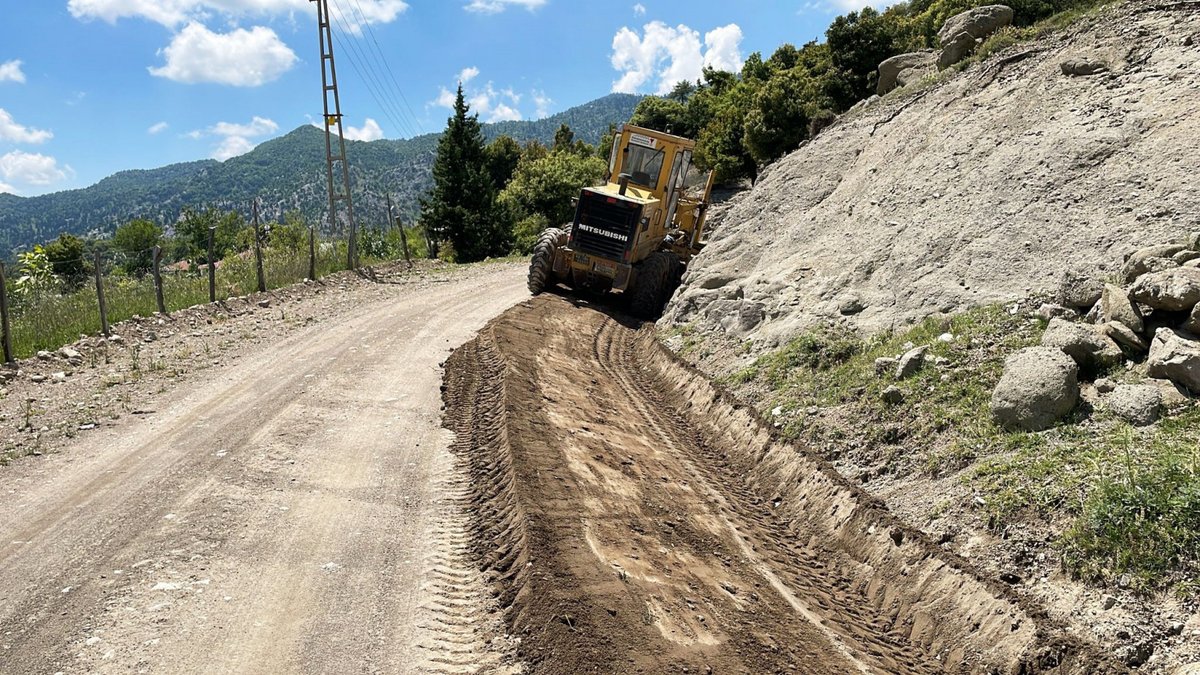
[0,224,424,361]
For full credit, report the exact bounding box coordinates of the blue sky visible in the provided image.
[0,0,863,196]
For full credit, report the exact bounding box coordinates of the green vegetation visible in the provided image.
[631,0,1118,183]
[729,304,1200,593]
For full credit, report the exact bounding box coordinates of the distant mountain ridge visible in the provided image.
[0,93,641,254]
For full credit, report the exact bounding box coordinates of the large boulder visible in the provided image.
[1121,244,1186,282]
[1100,284,1143,333]
[939,31,980,70]
[991,347,1080,431]
[1147,328,1200,392]
[938,5,1016,46]
[878,51,937,96]
[1041,318,1123,374]
[1058,270,1104,310]
[1130,268,1200,312]
[1186,304,1200,334]
[1105,385,1162,427]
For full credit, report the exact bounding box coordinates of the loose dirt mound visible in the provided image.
[443,294,1120,673]
[665,1,1200,346]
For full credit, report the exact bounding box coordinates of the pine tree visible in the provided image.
[420,86,510,262]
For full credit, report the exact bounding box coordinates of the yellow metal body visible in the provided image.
[557,124,714,291]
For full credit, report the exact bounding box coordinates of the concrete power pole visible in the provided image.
[312,0,358,270]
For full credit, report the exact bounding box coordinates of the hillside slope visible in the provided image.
[666,3,1199,351]
[0,94,641,254]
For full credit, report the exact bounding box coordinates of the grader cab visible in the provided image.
[526,124,714,318]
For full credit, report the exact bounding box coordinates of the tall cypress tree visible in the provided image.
[420,85,510,262]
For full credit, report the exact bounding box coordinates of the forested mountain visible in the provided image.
[0,93,641,254]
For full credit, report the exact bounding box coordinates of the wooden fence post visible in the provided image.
[396,217,412,268]
[0,262,13,363]
[308,226,317,281]
[94,251,110,338]
[152,246,167,315]
[253,200,266,293]
[207,226,216,303]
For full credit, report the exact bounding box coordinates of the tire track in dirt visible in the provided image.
[443,293,1123,674]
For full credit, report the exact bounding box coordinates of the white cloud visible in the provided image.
[458,66,480,84]
[149,23,297,87]
[148,121,169,135]
[633,3,646,16]
[0,181,15,195]
[532,90,552,118]
[68,0,408,31]
[610,21,743,94]
[0,60,26,84]
[343,118,384,141]
[702,24,744,73]
[0,109,53,144]
[465,0,546,14]
[0,151,73,192]
[192,116,279,160]
[432,73,524,123]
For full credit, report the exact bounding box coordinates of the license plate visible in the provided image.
[573,252,589,265]
[592,260,617,277]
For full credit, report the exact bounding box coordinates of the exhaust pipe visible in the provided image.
[618,173,631,196]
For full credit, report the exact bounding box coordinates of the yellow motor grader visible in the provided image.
[526,124,714,318]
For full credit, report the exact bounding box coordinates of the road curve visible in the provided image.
[0,264,527,675]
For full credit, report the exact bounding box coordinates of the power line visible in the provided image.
[328,0,419,139]
[345,0,423,134]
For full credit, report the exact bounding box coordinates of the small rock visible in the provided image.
[1041,318,1123,374]
[895,345,929,379]
[1101,594,1117,610]
[1105,384,1161,426]
[933,356,951,367]
[1095,378,1117,394]
[882,386,904,405]
[36,350,53,361]
[1168,622,1186,637]
[1149,377,1191,410]
[1121,642,1153,668]
[59,347,82,361]
[30,374,47,383]
[108,335,124,344]
[936,332,956,343]
[838,295,864,316]
[1061,57,1107,76]
[51,372,67,383]
[1058,270,1104,309]
[1036,303,1077,322]
[1100,284,1143,333]
[1147,328,1200,391]
[874,357,897,376]
[770,406,783,417]
[258,299,272,309]
[1103,321,1149,354]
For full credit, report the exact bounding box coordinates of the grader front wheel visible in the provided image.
[629,251,678,319]
[527,227,567,295]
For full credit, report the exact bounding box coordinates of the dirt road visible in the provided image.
[0,264,527,674]
[444,294,1119,674]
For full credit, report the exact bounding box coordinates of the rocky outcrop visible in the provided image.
[990,347,1080,431]
[1041,318,1122,374]
[1099,284,1143,333]
[1147,328,1200,392]
[937,5,1014,69]
[1061,57,1109,77]
[1121,244,1186,282]
[878,52,937,96]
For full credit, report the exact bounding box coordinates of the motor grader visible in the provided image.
[526,124,714,318]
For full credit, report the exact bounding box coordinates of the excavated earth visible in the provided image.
[443,293,1123,674]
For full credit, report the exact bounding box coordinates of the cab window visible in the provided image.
[623,144,665,190]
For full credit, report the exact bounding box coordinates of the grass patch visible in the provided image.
[734,302,1200,593]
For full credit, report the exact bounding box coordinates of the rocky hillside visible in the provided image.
[662,2,1200,671]
[666,2,1199,352]
[0,94,641,255]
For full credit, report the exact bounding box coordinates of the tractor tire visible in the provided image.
[629,251,677,319]
[527,227,566,295]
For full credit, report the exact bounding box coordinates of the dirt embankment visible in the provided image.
[443,294,1121,674]
[666,1,1200,349]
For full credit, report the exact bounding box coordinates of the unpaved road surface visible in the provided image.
[0,264,526,674]
[444,294,1119,674]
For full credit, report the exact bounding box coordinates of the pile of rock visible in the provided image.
[876,5,1015,95]
[991,233,1200,430]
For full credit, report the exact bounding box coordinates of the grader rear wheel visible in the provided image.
[629,251,679,319]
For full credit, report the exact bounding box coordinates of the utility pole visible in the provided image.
[312,0,358,270]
